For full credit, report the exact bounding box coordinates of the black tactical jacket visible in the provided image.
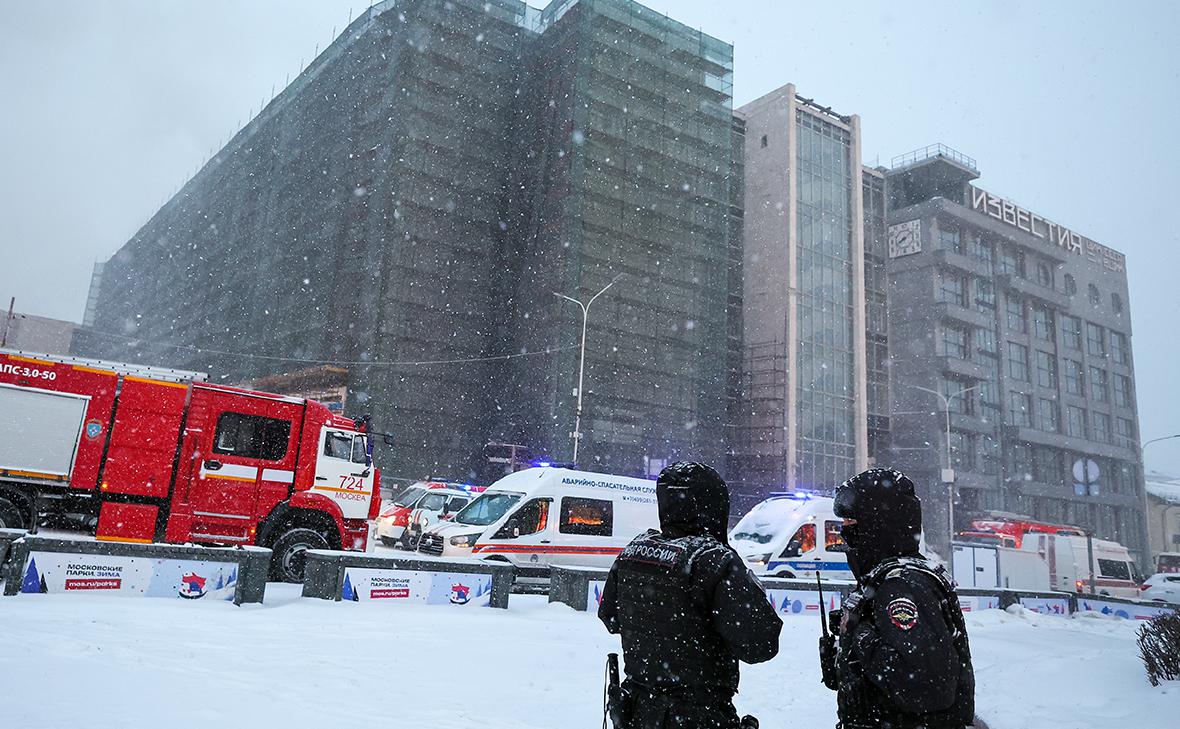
[598,529,782,693]
[835,557,975,729]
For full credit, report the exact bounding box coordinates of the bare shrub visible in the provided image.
[1137,609,1180,686]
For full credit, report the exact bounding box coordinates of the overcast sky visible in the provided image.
[1,0,1177,473]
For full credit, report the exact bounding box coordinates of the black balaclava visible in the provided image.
[833,468,923,580]
[655,461,730,544]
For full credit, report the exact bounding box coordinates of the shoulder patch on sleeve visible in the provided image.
[886,596,919,630]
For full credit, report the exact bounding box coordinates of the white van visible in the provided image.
[730,493,855,581]
[1020,533,1143,598]
[416,467,658,568]
[952,542,1050,590]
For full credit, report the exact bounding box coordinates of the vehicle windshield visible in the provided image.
[731,527,776,545]
[455,492,523,526]
[394,486,426,507]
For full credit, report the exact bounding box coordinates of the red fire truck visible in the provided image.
[958,516,1086,549]
[0,349,380,581]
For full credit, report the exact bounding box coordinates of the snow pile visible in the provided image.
[1,588,1176,728]
[1145,471,1180,505]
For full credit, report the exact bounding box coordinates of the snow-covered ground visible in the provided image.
[1,585,1176,729]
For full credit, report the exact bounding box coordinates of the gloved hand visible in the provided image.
[819,634,838,690]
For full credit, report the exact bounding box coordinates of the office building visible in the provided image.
[81,0,738,484]
[883,145,1149,561]
[733,84,870,512]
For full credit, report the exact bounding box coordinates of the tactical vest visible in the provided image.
[839,557,975,729]
[613,530,740,693]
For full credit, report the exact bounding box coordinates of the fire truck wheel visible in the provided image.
[270,527,330,583]
[0,496,26,530]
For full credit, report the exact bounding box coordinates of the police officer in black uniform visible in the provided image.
[819,468,976,729]
[599,462,783,728]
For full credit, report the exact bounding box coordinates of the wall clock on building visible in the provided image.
[888,219,922,258]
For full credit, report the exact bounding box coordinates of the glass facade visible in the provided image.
[795,109,856,490]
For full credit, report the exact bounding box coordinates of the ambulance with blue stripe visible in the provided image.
[416,467,657,568]
[730,492,855,581]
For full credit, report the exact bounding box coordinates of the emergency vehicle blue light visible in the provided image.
[534,460,552,468]
[768,490,819,500]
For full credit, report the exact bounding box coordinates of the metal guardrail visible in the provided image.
[890,143,978,172]
[546,564,1177,619]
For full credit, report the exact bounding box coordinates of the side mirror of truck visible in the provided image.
[383,434,395,446]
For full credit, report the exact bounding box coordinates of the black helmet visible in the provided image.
[656,461,730,544]
[834,468,923,578]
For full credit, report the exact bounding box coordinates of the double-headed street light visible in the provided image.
[910,383,980,577]
[554,273,624,466]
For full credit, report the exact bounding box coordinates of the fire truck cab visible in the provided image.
[0,349,380,581]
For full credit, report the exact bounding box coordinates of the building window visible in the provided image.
[1116,418,1136,448]
[1063,273,1077,296]
[999,246,1025,277]
[1033,446,1061,484]
[970,237,994,270]
[1008,342,1030,382]
[760,134,768,148]
[1008,391,1033,428]
[1066,405,1087,438]
[979,380,1000,412]
[1064,359,1084,395]
[1086,322,1105,357]
[1061,314,1082,350]
[1031,305,1054,341]
[1111,292,1123,314]
[979,436,1000,474]
[943,376,975,415]
[1007,441,1033,481]
[975,327,998,359]
[1110,331,1129,365]
[1038,398,1059,432]
[941,325,968,359]
[974,278,996,310]
[1113,374,1132,408]
[1088,284,1101,306]
[1036,261,1054,288]
[1089,366,1108,402]
[939,226,963,254]
[1092,412,1112,444]
[949,431,976,471]
[1036,351,1058,389]
[939,272,967,306]
[1006,296,1026,333]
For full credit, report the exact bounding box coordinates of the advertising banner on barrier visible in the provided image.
[1019,596,1071,616]
[18,551,238,600]
[588,580,606,610]
[767,588,842,617]
[957,595,1000,612]
[340,567,494,607]
[1076,597,1175,620]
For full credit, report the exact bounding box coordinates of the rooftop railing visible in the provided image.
[890,143,978,172]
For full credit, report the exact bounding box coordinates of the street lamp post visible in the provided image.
[1142,434,1180,564]
[1142,434,1180,452]
[554,273,624,467]
[910,383,980,577]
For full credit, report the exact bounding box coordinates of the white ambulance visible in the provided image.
[1019,532,1143,598]
[416,467,658,568]
[730,492,855,581]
